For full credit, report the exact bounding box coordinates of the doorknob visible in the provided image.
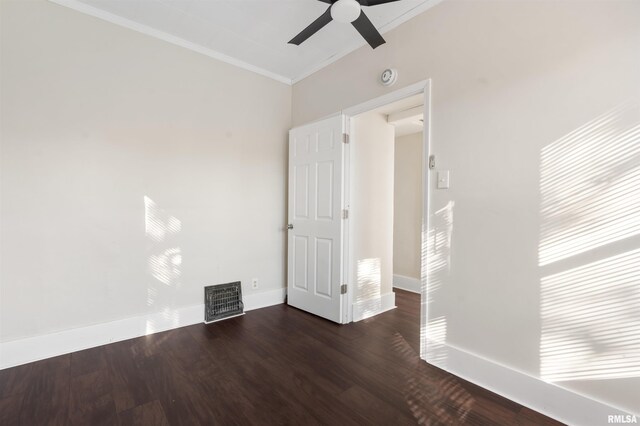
[287,224,294,230]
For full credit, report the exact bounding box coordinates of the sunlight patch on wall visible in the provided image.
[426,202,454,301]
[144,196,183,335]
[356,257,382,319]
[424,316,448,369]
[539,102,640,383]
[145,196,181,243]
[149,248,182,285]
[539,103,640,266]
[144,196,182,288]
[540,248,640,381]
[421,201,454,361]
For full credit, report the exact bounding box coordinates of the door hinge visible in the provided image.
[342,209,349,219]
[342,133,349,144]
[341,284,348,294]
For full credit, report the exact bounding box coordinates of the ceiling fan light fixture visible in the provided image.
[331,0,361,24]
[289,0,395,49]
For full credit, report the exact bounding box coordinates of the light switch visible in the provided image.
[437,170,450,189]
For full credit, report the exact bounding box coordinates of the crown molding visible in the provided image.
[48,0,293,85]
[48,0,444,87]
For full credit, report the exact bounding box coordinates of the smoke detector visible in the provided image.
[381,68,398,86]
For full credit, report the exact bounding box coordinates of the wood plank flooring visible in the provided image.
[0,290,562,425]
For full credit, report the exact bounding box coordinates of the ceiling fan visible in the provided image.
[289,0,401,49]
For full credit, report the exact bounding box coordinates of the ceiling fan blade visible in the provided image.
[316,0,334,3]
[351,11,385,49]
[360,0,402,5]
[289,7,333,45]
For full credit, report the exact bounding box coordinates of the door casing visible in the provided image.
[341,81,431,341]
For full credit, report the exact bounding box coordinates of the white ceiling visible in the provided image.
[51,0,442,84]
[393,118,423,137]
[378,93,423,137]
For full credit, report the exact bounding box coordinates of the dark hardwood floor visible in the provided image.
[0,290,562,425]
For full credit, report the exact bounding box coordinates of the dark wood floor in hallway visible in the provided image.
[0,290,561,425]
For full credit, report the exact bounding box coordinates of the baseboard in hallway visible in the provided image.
[393,274,420,293]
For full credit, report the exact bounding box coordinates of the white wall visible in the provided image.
[0,0,291,345]
[293,0,640,417]
[393,132,423,280]
[351,111,395,319]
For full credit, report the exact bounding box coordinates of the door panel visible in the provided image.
[294,165,309,219]
[316,161,334,220]
[293,236,308,290]
[288,115,345,323]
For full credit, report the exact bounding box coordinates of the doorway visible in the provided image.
[347,94,425,322]
[287,81,431,335]
[392,109,424,295]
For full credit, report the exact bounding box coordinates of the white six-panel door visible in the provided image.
[287,115,345,323]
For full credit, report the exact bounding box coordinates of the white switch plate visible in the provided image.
[251,278,259,289]
[437,170,450,189]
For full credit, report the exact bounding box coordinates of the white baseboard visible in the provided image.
[353,292,396,322]
[426,341,637,426]
[244,287,287,311]
[393,274,421,293]
[0,287,286,370]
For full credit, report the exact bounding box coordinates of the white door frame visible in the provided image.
[339,80,432,343]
